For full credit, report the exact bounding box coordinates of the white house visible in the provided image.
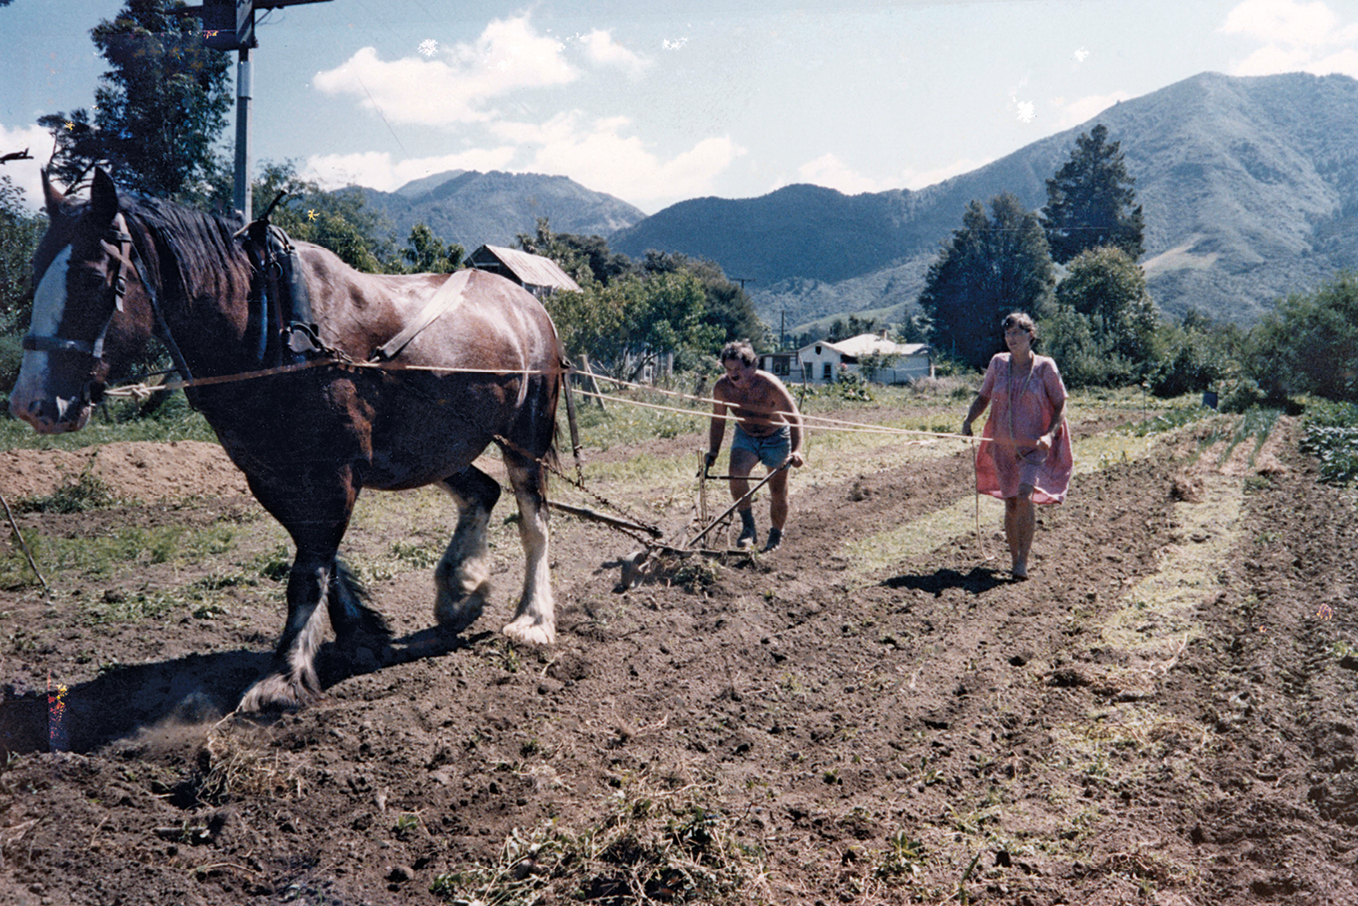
[759,332,932,385]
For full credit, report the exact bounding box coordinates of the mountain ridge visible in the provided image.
[353,169,647,251]
[610,70,1358,330]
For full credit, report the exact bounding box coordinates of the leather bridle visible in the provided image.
[21,213,135,376]
[20,211,196,404]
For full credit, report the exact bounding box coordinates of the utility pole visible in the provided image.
[179,0,333,222]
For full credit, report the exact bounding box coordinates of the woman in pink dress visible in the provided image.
[961,312,1073,579]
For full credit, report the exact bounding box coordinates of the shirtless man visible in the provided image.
[705,341,806,552]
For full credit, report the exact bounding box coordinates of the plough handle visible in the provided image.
[688,459,790,549]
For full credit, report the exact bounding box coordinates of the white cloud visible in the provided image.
[578,29,649,77]
[1056,91,1132,129]
[495,111,743,207]
[304,113,744,208]
[1221,0,1339,44]
[787,153,991,195]
[301,148,518,192]
[313,15,578,126]
[0,123,56,210]
[795,154,893,195]
[1220,0,1358,77]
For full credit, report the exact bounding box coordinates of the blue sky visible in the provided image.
[4,0,1358,213]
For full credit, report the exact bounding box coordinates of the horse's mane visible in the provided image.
[120,194,253,317]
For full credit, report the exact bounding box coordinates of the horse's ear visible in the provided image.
[41,168,68,219]
[90,167,120,226]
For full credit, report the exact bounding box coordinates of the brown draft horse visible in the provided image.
[10,169,564,711]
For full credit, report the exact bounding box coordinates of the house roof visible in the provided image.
[798,333,929,358]
[470,245,582,292]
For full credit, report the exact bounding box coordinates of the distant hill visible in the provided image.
[355,170,647,250]
[610,71,1358,330]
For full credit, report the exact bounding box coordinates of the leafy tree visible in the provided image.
[1049,245,1158,383]
[640,250,768,348]
[1148,310,1243,398]
[896,314,929,344]
[516,218,627,288]
[0,176,45,400]
[400,223,464,274]
[522,227,768,362]
[1041,124,1144,264]
[1251,272,1358,402]
[251,162,397,273]
[546,271,720,380]
[41,0,232,201]
[918,193,1055,370]
[0,175,44,333]
[826,315,878,343]
[1036,303,1104,389]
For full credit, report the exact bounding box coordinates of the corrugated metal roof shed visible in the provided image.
[468,245,582,294]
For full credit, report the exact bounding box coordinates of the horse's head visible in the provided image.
[10,169,153,433]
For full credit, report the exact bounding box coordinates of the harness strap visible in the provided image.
[369,270,471,362]
[21,335,99,357]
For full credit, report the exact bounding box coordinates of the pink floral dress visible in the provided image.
[974,352,1073,504]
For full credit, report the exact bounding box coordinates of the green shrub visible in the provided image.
[1300,400,1358,484]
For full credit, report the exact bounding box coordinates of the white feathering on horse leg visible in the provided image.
[433,480,495,633]
[502,478,555,645]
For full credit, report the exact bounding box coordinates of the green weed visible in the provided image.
[876,830,926,883]
[430,778,762,905]
[15,470,123,513]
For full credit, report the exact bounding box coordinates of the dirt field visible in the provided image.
[1,397,1356,905]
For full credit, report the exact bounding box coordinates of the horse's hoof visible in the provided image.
[502,617,555,646]
[237,674,318,713]
[618,549,648,589]
[434,584,488,634]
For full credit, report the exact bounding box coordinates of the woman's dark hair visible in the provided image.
[1002,312,1037,340]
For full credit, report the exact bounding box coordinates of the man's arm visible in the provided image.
[768,377,805,467]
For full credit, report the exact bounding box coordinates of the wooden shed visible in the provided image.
[467,245,582,298]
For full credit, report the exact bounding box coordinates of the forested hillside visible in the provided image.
[611,71,1358,331]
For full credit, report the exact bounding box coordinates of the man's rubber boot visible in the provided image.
[736,509,757,549]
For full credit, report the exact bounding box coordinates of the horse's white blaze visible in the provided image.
[10,247,81,430]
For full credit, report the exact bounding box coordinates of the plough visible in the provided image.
[548,453,790,590]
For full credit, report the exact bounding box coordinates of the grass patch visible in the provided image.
[1100,474,1242,658]
[13,470,125,513]
[1215,407,1280,467]
[10,522,238,583]
[0,398,216,452]
[841,415,1207,576]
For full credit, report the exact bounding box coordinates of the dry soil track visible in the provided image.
[0,404,1356,905]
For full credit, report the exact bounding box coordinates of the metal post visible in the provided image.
[234,47,252,222]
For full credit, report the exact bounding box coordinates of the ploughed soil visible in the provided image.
[1,400,1356,905]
